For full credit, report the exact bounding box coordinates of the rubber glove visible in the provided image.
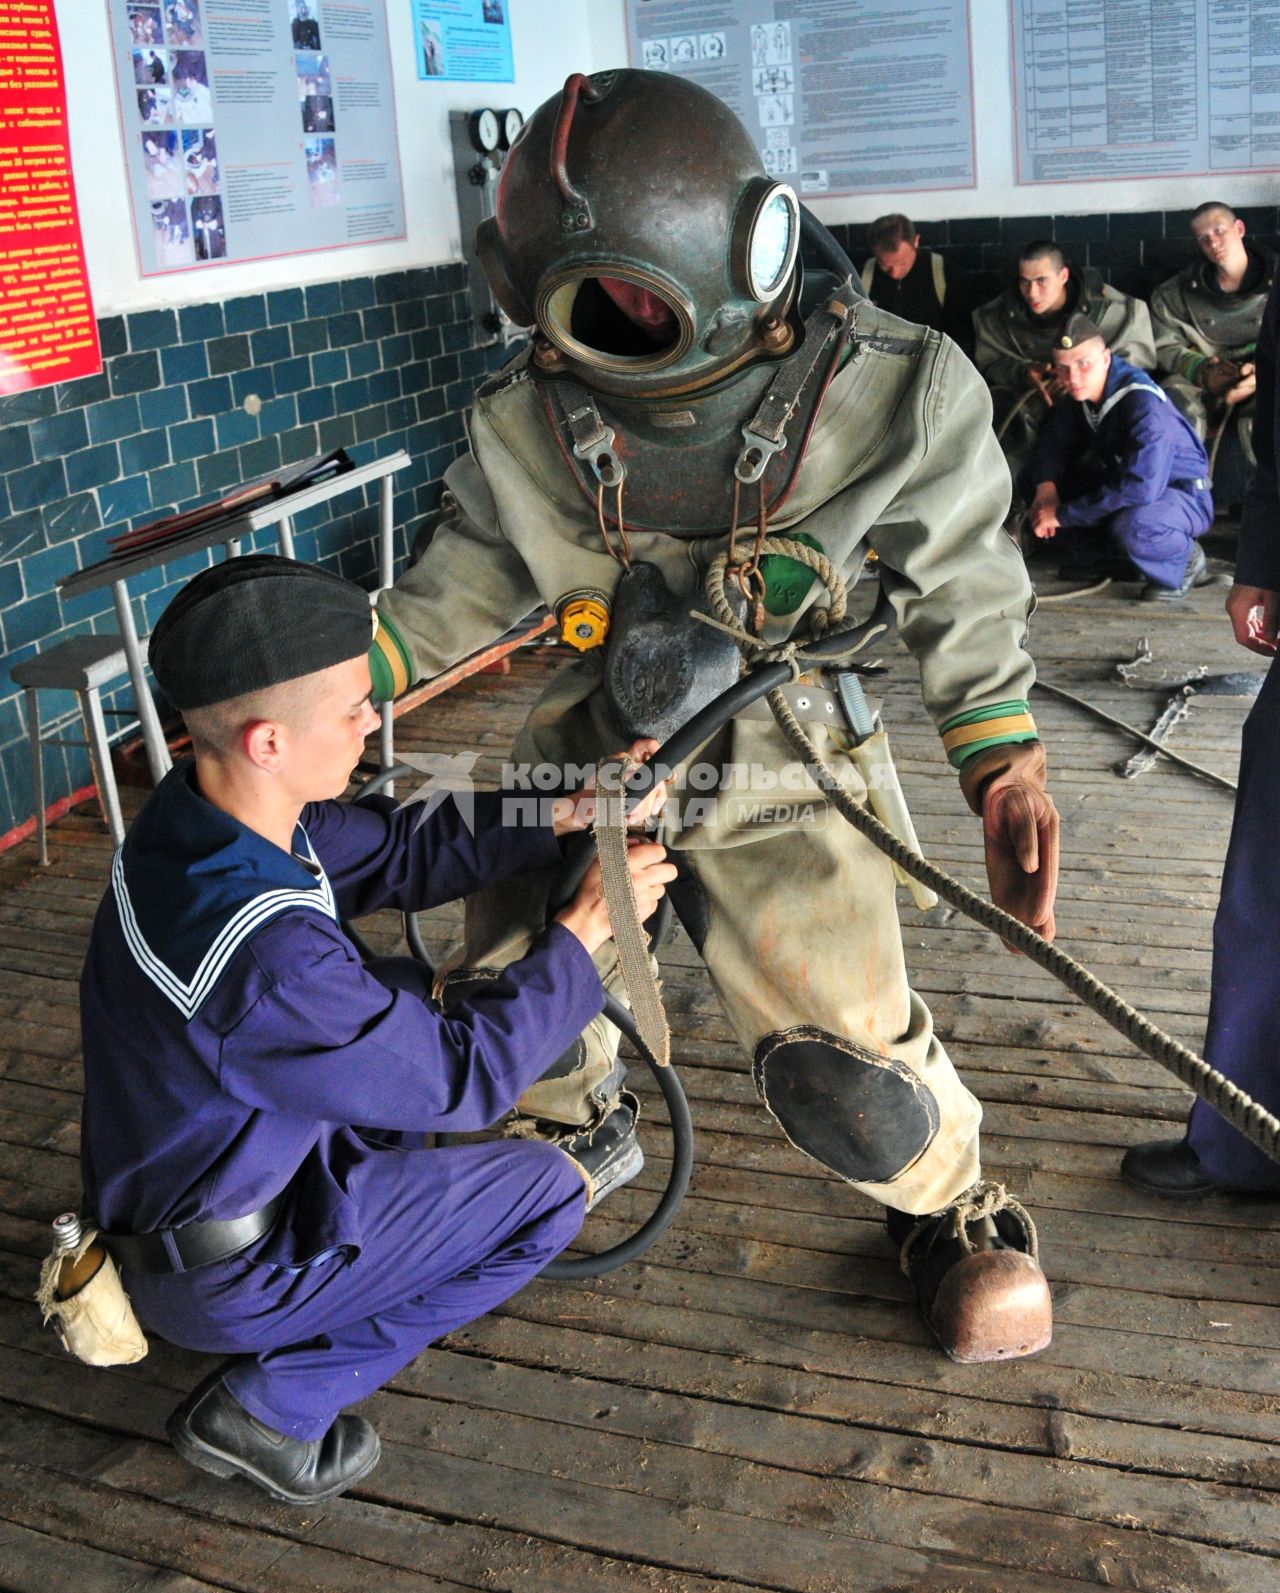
[959,740,1059,945]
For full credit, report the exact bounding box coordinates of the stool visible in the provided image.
[10,636,133,864]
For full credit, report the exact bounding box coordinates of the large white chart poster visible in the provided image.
[108,1,406,274]
[624,1,976,197]
[1013,0,1280,184]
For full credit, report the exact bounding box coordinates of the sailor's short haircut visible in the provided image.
[1018,240,1066,272]
[1191,201,1237,226]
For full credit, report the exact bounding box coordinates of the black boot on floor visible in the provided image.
[1120,1135,1230,1199]
[557,1089,644,1211]
[167,1367,381,1504]
[1140,542,1212,602]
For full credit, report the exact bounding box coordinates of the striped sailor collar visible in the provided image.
[1082,357,1164,430]
[112,762,337,1021]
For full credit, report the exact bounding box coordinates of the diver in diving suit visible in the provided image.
[371,69,1062,1362]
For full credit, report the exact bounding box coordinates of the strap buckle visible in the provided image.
[566,399,626,488]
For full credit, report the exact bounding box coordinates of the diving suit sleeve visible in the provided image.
[374,449,543,697]
[1108,290,1157,372]
[972,299,1035,392]
[866,335,1039,771]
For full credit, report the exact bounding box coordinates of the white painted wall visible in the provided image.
[586,1,1280,228]
[61,0,600,314]
[63,0,1280,318]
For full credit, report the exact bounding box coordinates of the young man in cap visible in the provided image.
[78,555,673,1505]
[1022,313,1215,600]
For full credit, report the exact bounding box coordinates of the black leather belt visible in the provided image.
[98,1194,284,1275]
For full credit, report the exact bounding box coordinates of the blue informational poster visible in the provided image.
[414,0,513,82]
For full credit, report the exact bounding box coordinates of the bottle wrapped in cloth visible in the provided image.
[35,1216,148,1366]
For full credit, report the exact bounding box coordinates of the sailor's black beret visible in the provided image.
[149,555,374,709]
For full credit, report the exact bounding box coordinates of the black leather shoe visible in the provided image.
[1120,1136,1230,1199]
[558,1090,644,1211]
[1140,542,1212,602]
[167,1367,380,1504]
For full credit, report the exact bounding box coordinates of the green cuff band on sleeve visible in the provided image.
[369,611,413,704]
[950,729,1040,771]
[939,698,1030,733]
[1180,353,1207,382]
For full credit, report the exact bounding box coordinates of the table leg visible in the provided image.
[80,687,126,848]
[113,578,172,785]
[278,513,295,559]
[378,473,396,782]
[25,687,47,867]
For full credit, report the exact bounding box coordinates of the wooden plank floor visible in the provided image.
[1,556,1278,1591]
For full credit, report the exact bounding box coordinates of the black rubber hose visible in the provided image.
[800,203,859,285]
[548,583,894,914]
[541,990,694,1280]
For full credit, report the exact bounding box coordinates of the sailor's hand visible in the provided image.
[1224,368,1257,406]
[554,840,678,955]
[1029,498,1060,540]
[1027,363,1057,406]
[960,741,1059,948]
[1200,357,1241,397]
[1226,582,1280,655]
[551,739,668,835]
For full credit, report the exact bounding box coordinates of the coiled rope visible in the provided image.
[702,537,1280,1167]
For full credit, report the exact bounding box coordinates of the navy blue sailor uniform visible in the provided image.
[1023,355,1214,590]
[1185,272,1280,1191]
[80,762,602,1439]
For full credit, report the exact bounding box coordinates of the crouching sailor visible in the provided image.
[1023,313,1216,600]
[77,555,673,1504]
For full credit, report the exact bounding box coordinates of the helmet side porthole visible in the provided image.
[732,180,801,304]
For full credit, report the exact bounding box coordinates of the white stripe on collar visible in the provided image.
[111,829,338,1020]
[1085,375,1166,430]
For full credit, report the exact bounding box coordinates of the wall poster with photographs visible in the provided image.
[414,0,513,83]
[108,1,406,275]
[624,0,975,197]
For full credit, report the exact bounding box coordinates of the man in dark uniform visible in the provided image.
[1122,275,1280,1197]
[79,556,672,1504]
[1022,313,1214,599]
[859,213,972,353]
[974,241,1155,477]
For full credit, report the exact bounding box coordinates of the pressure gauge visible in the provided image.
[499,107,524,150]
[467,108,500,153]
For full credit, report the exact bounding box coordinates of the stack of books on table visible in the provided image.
[106,449,354,558]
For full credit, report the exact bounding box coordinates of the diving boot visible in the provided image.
[886,1181,1052,1363]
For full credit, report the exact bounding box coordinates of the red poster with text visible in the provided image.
[0,0,100,393]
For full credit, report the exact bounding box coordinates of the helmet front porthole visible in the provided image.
[540,271,694,376]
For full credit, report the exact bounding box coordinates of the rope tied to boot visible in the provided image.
[699,547,1280,1169]
[898,1180,1040,1274]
